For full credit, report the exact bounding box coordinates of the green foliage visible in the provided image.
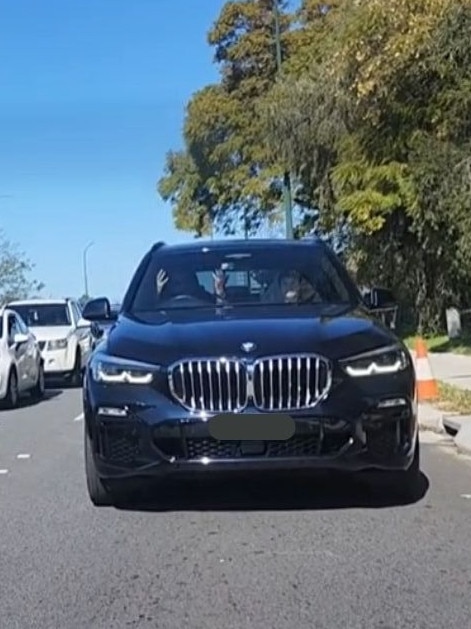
[0,231,44,305]
[159,0,471,332]
[158,150,215,236]
[158,0,293,236]
[263,0,471,332]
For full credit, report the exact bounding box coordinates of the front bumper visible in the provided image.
[83,356,418,481]
[41,348,75,375]
[85,401,418,482]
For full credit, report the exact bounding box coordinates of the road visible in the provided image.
[1,391,471,629]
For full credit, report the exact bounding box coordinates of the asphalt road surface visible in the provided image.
[1,389,471,629]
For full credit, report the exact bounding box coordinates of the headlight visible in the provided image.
[341,345,409,377]
[48,338,68,350]
[91,354,156,384]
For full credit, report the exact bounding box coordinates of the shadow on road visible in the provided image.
[45,378,81,390]
[4,388,64,411]
[115,470,430,513]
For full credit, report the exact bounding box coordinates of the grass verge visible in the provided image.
[436,381,471,414]
[402,334,471,355]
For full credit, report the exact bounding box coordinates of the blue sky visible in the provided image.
[0,0,225,302]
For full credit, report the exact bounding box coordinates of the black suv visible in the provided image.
[82,238,418,506]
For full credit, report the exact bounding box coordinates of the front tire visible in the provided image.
[1,369,19,409]
[84,430,114,506]
[372,438,421,501]
[31,362,45,400]
[69,350,82,388]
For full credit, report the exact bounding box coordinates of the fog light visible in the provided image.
[377,397,407,409]
[97,406,128,417]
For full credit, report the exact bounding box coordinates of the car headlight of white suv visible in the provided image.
[48,338,68,351]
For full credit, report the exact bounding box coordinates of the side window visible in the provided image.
[195,272,213,293]
[315,255,351,303]
[15,314,29,335]
[7,314,19,344]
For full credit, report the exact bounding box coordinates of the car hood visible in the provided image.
[29,326,73,342]
[104,305,401,365]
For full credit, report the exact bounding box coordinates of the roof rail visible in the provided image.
[151,241,165,252]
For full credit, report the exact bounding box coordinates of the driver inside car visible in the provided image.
[156,268,227,303]
[263,270,320,304]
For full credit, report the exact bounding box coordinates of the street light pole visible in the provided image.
[273,0,294,239]
[83,241,94,298]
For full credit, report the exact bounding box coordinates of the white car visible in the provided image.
[8,298,93,387]
[0,307,45,408]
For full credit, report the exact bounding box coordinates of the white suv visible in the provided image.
[8,298,93,387]
[0,307,45,408]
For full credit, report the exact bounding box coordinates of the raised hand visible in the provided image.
[212,268,227,299]
[156,269,169,294]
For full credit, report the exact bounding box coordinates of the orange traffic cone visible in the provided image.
[415,337,439,401]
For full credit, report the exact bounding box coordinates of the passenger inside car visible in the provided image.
[262,270,320,304]
[150,258,334,309]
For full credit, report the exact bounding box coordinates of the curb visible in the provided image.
[444,416,471,456]
[418,403,446,433]
[418,403,471,455]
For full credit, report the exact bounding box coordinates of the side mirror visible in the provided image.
[364,287,396,310]
[13,332,29,345]
[82,297,112,322]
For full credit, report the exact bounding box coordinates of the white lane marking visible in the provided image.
[0,469,8,475]
[16,453,31,460]
[74,413,84,422]
[460,494,471,499]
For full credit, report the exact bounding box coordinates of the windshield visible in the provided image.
[128,245,359,313]
[12,304,71,327]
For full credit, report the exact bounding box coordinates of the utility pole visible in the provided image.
[83,241,94,298]
[273,0,294,239]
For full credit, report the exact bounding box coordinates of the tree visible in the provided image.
[262,0,471,332]
[158,149,216,237]
[158,0,293,236]
[159,0,471,332]
[261,0,353,240]
[334,0,471,331]
[0,231,44,305]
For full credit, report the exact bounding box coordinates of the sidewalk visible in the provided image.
[427,352,471,390]
[409,349,471,390]
[410,350,471,455]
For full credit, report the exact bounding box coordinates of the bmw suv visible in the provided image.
[82,238,418,507]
